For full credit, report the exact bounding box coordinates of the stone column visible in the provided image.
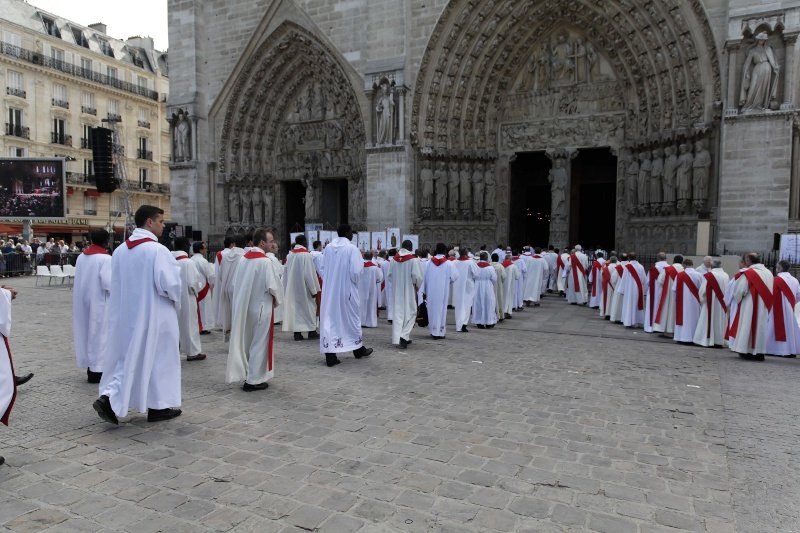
[782,33,798,110]
[725,41,740,116]
[397,87,405,143]
[790,119,800,219]
[545,148,577,248]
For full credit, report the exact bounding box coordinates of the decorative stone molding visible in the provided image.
[741,15,784,37]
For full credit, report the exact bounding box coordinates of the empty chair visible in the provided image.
[49,264,68,285]
[62,264,76,287]
[35,265,52,287]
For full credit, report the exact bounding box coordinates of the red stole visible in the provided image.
[648,266,659,325]
[556,255,565,276]
[364,261,376,268]
[244,251,266,259]
[477,261,491,268]
[83,245,109,255]
[624,263,645,310]
[591,261,603,297]
[291,247,309,253]
[394,253,416,263]
[703,272,727,340]
[216,251,223,265]
[457,256,470,261]
[601,266,612,311]
[431,256,447,266]
[736,268,773,349]
[125,237,156,249]
[675,272,699,326]
[175,255,189,261]
[654,266,679,324]
[772,275,796,342]
[501,260,514,268]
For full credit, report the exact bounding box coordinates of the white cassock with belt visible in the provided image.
[173,251,204,357]
[453,257,479,331]
[388,249,423,343]
[282,245,321,333]
[73,245,111,373]
[502,259,520,317]
[319,237,364,353]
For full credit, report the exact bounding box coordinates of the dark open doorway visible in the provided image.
[320,178,349,227]
[284,180,305,248]
[509,152,551,249]
[570,148,616,249]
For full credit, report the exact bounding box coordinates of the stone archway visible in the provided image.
[218,22,366,242]
[411,0,722,251]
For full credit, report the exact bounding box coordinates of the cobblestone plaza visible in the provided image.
[0,276,797,532]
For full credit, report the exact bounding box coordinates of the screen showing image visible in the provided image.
[0,158,66,219]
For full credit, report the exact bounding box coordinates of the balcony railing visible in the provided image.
[0,42,159,101]
[81,105,97,115]
[137,149,153,161]
[107,113,122,122]
[5,123,29,139]
[6,87,26,98]
[80,137,92,149]
[51,98,69,109]
[137,120,151,129]
[51,132,72,146]
[84,209,97,216]
[67,173,96,185]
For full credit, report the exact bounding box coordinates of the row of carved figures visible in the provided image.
[276,149,358,180]
[624,139,712,216]
[228,185,274,225]
[418,159,497,221]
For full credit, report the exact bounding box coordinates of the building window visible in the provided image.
[2,31,21,48]
[81,124,93,149]
[52,83,68,109]
[7,146,25,158]
[52,118,70,146]
[139,168,148,189]
[109,193,123,216]
[137,137,152,160]
[72,27,89,48]
[137,106,150,128]
[99,40,114,58]
[40,15,60,38]
[107,66,119,85]
[79,57,93,80]
[84,195,97,216]
[5,108,27,138]
[137,75,148,96]
[81,91,96,115]
[83,159,94,178]
[108,99,121,122]
[6,70,25,99]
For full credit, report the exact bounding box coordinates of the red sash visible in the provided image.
[675,272,699,326]
[431,256,447,266]
[615,265,624,277]
[125,237,156,249]
[533,255,542,259]
[394,253,416,263]
[726,271,746,339]
[591,261,603,297]
[501,260,514,268]
[216,251,223,264]
[602,266,612,311]
[624,264,645,310]
[648,266,659,324]
[703,272,727,340]
[477,261,491,268]
[447,257,456,261]
[175,255,189,261]
[244,251,266,259]
[83,245,109,255]
[736,269,773,350]
[291,247,309,253]
[364,261,376,268]
[654,266,679,324]
[772,275,796,342]
[569,254,586,291]
[556,255,565,277]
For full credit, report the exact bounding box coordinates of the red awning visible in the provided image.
[84,190,101,197]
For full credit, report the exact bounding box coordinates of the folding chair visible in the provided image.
[49,265,68,285]
[35,265,52,287]
[62,264,76,288]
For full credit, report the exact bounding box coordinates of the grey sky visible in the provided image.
[28,0,169,50]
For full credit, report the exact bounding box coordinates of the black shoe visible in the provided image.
[447,305,455,309]
[477,324,486,329]
[787,354,797,358]
[93,395,119,425]
[187,354,206,361]
[388,320,393,324]
[325,353,341,367]
[460,326,468,332]
[0,456,4,466]
[354,347,373,359]
[307,331,320,339]
[294,332,304,341]
[534,303,540,307]
[147,408,182,422]
[739,353,765,361]
[87,369,102,384]
[505,313,512,319]
[430,335,445,340]
[406,339,412,345]
[399,338,408,349]
[14,373,33,386]
[242,382,269,392]
[486,325,494,329]
[200,330,212,335]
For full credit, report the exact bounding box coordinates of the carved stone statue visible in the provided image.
[551,32,574,83]
[239,187,251,224]
[650,147,664,209]
[692,139,711,210]
[626,157,639,214]
[419,159,434,214]
[447,161,460,215]
[484,164,496,218]
[252,186,263,224]
[173,110,191,162]
[434,161,448,213]
[303,175,319,220]
[262,184,274,224]
[459,161,472,214]
[662,145,678,213]
[676,143,694,210]
[548,158,568,221]
[229,186,240,223]
[376,81,395,145]
[637,151,652,211]
[739,33,780,113]
[471,161,485,215]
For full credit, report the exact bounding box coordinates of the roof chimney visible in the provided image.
[88,23,107,35]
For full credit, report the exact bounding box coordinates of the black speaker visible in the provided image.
[91,127,117,193]
[774,232,781,251]
[192,230,203,241]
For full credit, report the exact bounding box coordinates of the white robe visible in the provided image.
[99,228,182,416]
[608,263,626,322]
[564,253,589,304]
[0,288,16,426]
[511,257,527,309]
[453,258,480,330]
[173,251,204,357]
[618,261,646,327]
[725,269,747,345]
[766,272,800,356]
[598,263,615,318]
[217,247,245,331]
[672,268,703,342]
[644,261,668,333]
[524,255,548,303]
[226,249,284,384]
[694,269,731,347]
[381,258,393,320]
[422,256,458,337]
[588,258,606,308]
[191,253,216,330]
[492,262,507,320]
[545,252,558,291]
[73,247,111,372]
[320,238,364,353]
[266,253,285,324]
[471,263,498,325]
[211,248,228,329]
[653,263,684,334]
[556,253,569,293]
[388,250,423,343]
[502,261,520,316]
[282,246,321,333]
[729,264,773,355]
[359,262,383,328]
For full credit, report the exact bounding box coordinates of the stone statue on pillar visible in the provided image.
[459,161,472,217]
[252,186,263,224]
[483,163,496,221]
[739,32,780,113]
[649,147,664,214]
[626,155,639,215]
[676,143,694,212]
[229,186,240,223]
[662,145,678,215]
[548,155,569,247]
[434,161,448,216]
[471,161,485,216]
[303,175,319,220]
[419,159,434,217]
[262,182,274,224]
[692,139,711,211]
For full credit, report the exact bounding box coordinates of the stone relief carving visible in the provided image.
[500,114,625,152]
[739,32,780,113]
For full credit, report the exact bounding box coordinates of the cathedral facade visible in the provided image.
[167,0,800,254]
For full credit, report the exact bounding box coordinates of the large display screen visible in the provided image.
[0,158,66,219]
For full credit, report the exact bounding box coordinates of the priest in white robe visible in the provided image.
[588,252,606,309]
[608,256,627,322]
[725,258,748,346]
[73,229,112,383]
[511,252,527,311]
[265,249,285,325]
[94,205,183,424]
[729,253,774,360]
[644,252,669,333]
[191,241,216,333]
[359,252,384,328]
[211,237,233,330]
[491,253,507,322]
[226,229,284,391]
[453,249,480,332]
[422,244,458,338]
[172,237,207,361]
[0,285,18,438]
[524,248,549,306]
[564,248,589,305]
[672,259,703,343]
[599,258,619,318]
[388,242,423,348]
[319,225,374,367]
[311,240,324,278]
[556,249,569,294]
[545,246,558,292]
[501,256,520,319]
[617,252,646,328]
[283,235,321,340]
[216,234,246,334]
[471,252,498,328]
[381,252,394,322]
[766,259,800,357]
[694,259,730,347]
[653,255,685,336]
